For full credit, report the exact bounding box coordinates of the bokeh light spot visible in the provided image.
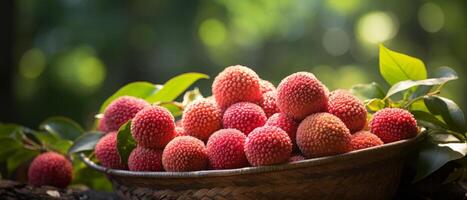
[322,28,350,56]
[357,11,398,44]
[199,18,227,47]
[77,57,106,88]
[418,3,445,33]
[19,48,46,79]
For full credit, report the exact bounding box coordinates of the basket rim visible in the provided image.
[81,131,425,179]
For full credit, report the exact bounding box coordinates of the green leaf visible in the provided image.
[0,138,22,162]
[379,44,427,85]
[40,117,84,140]
[34,131,71,154]
[162,103,183,118]
[98,82,162,113]
[386,76,457,98]
[424,96,466,132]
[365,98,386,112]
[412,110,448,129]
[116,121,135,165]
[414,140,467,182]
[349,82,386,100]
[146,73,209,103]
[7,148,38,175]
[0,124,23,138]
[68,132,103,154]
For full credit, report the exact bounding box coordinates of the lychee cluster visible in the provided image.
[92,65,418,174]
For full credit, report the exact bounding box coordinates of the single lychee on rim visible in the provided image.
[206,129,249,169]
[223,102,267,135]
[182,98,222,141]
[128,146,164,172]
[103,96,149,132]
[350,131,384,151]
[162,136,208,172]
[244,126,292,166]
[28,152,73,188]
[131,105,175,149]
[276,72,329,120]
[370,108,418,143]
[296,112,352,158]
[212,65,262,109]
[327,90,367,133]
[94,131,127,169]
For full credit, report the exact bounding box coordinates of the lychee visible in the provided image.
[182,99,222,141]
[103,96,149,132]
[260,79,276,94]
[350,131,384,150]
[94,131,127,169]
[212,65,262,109]
[162,136,208,172]
[206,129,248,169]
[288,154,306,162]
[28,152,72,188]
[259,91,279,118]
[223,102,267,135]
[276,72,329,120]
[296,113,352,158]
[265,113,299,142]
[128,146,163,171]
[244,126,292,166]
[131,105,175,149]
[328,90,367,133]
[97,117,109,133]
[174,127,185,137]
[370,108,418,143]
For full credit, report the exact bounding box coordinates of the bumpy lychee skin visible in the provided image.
[212,65,262,109]
[98,117,109,133]
[370,108,418,143]
[28,152,72,188]
[296,113,352,158]
[103,96,149,132]
[265,113,299,142]
[162,136,208,172]
[244,126,292,166]
[350,131,384,150]
[206,129,248,169]
[288,154,306,162]
[182,99,222,141]
[128,146,163,171]
[276,72,329,120]
[259,91,279,118]
[328,90,367,133]
[223,102,267,135]
[174,127,185,137]
[131,106,175,149]
[260,79,276,94]
[95,132,127,169]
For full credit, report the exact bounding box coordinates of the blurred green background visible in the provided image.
[2,0,466,129]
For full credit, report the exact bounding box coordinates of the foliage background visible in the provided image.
[1,0,466,129]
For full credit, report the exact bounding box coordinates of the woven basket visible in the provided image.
[82,133,424,200]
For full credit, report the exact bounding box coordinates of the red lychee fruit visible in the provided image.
[103,96,149,132]
[265,113,299,143]
[174,127,185,137]
[370,108,418,143]
[276,72,329,120]
[162,136,208,172]
[260,79,276,94]
[327,90,367,133]
[97,117,109,133]
[182,99,222,141]
[95,131,127,169]
[223,102,267,135]
[206,129,248,169]
[259,91,279,118]
[128,146,163,171]
[28,152,72,188]
[131,106,175,149]
[244,126,292,166]
[350,131,384,150]
[288,154,306,162]
[212,65,262,109]
[296,113,352,158]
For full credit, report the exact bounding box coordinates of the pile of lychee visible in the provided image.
[95,65,419,172]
